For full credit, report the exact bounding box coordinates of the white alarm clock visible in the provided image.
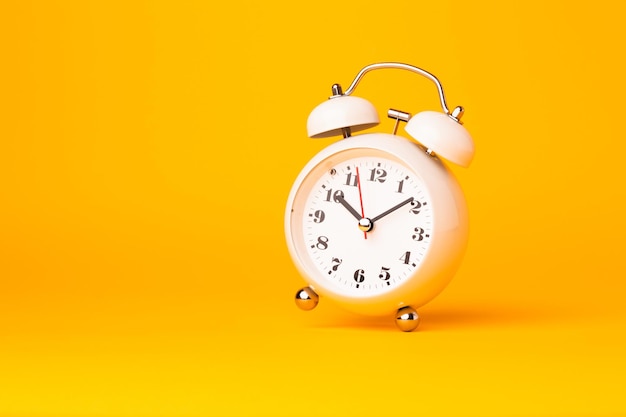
[285,62,475,331]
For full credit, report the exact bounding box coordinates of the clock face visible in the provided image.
[290,148,433,298]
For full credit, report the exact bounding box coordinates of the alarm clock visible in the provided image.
[284,62,475,331]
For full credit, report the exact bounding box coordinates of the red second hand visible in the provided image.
[356,166,367,239]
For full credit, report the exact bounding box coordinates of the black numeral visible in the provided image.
[412,227,426,241]
[396,179,404,193]
[345,172,358,187]
[409,200,422,214]
[368,168,387,183]
[353,269,365,283]
[379,266,390,281]
[312,210,325,223]
[328,257,342,275]
[399,251,411,264]
[316,236,329,250]
[324,189,345,203]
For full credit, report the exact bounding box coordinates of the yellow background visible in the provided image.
[1,1,625,416]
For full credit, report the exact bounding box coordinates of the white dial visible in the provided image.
[300,151,432,297]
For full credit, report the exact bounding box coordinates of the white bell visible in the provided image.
[306,95,380,138]
[405,111,475,168]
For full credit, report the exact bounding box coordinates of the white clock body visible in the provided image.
[285,133,469,316]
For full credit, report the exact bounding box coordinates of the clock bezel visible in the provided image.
[285,133,469,316]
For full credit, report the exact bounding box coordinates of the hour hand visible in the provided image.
[335,195,362,221]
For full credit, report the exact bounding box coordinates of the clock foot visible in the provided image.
[295,287,319,311]
[395,306,420,332]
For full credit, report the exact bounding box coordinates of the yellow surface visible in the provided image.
[1,1,625,416]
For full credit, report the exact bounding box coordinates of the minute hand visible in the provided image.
[370,197,414,223]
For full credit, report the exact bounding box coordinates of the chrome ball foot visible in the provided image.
[295,287,319,311]
[395,306,420,332]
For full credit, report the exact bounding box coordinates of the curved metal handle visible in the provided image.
[342,62,453,116]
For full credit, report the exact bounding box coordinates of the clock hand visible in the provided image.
[371,197,415,223]
[335,195,362,221]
